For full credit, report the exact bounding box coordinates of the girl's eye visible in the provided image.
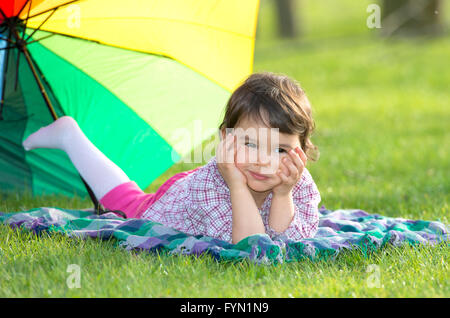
[275,148,286,153]
[244,142,257,148]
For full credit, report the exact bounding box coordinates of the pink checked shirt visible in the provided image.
[140,156,321,243]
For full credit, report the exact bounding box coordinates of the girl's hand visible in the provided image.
[216,133,248,190]
[272,146,307,196]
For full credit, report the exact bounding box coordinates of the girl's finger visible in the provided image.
[280,157,290,176]
[295,146,308,166]
[289,148,305,172]
[284,157,298,179]
[277,169,288,183]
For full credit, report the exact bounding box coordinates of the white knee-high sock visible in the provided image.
[23,116,130,200]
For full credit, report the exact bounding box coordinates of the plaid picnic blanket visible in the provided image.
[0,206,448,265]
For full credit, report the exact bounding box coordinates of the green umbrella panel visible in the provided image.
[0,29,230,199]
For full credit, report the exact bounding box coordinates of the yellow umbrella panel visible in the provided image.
[22,0,259,92]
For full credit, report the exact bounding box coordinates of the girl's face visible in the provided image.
[222,116,302,193]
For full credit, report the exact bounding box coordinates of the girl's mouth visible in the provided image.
[249,170,269,181]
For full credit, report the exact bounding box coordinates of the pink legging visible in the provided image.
[99,168,199,219]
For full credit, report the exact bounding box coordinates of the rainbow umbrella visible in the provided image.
[0,0,259,209]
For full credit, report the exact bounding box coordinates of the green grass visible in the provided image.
[0,223,448,297]
[1,0,449,297]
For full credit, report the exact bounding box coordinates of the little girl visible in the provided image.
[22,72,321,244]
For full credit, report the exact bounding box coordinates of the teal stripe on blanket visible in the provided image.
[0,206,448,265]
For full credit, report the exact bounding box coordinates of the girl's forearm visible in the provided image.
[229,185,266,244]
[269,192,295,233]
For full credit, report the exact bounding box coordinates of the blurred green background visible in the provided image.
[152,0,449,222]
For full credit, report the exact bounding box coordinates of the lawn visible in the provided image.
[1,0,449,297]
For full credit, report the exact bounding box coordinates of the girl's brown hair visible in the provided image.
[219,71,319,161]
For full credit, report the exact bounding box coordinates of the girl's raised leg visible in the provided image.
[22,116,130,201]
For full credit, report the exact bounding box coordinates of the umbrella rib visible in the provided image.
[25,0,81,20]
[26,29,101,45]
[0,36,15,44]
[24,8,58,42]
[0,36,11,120]
[14,49,21,91]
[26,33,56,45]
[0,29,12,53]
[0,7,8,20]
[17,0,32,19]
[22,0,34,40]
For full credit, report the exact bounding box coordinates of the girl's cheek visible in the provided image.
[271,154,283,169]
[235,162,245,169]
[235,146,248,166]
[271,154,287,174]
